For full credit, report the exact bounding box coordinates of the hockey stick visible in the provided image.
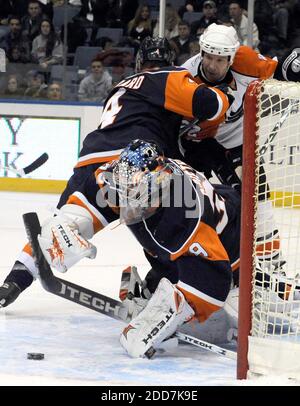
[0,153,49,176]
[175,332,237,360]
[179,118,199,138]
[22,211,237,361]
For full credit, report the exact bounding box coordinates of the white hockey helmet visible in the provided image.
[199,23,240,64]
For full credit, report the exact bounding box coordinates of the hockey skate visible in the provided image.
[0,282,21,308]
[0,261,34,308]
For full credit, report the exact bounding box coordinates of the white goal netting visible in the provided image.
[247,79,300,379]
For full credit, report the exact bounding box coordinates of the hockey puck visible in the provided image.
[27,353,44,360]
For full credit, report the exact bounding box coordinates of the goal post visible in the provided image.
[238,79,300,380]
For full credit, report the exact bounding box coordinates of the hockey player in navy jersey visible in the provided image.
[0,36,234,308]
[33,138,242,358]
[33,139,299,357]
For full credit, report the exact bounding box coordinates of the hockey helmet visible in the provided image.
[135,36,175,72]
[112,139,172,224]
[199,23,240,64]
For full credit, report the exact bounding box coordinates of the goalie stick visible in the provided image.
[0,153,49,176]
[22,211,237,361]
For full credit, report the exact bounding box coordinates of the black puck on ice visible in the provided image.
[27,353,44,360]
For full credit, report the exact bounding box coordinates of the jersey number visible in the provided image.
[99,88,126,129]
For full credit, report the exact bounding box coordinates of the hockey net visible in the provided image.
[238,79,300,380]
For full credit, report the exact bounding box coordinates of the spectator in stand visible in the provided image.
[127,4,153,49]
[75,0,110,27]
[95,36,115,50]
[0,0,27,25]
[96,47,134,68]
[21,0,50,48]
[78,58,112,103]
[60,21,87,53]
[31,18,63,69]
[229,1,260,50]
[23,69,47,99]
[39,0,54,21]
[169,20,193,65]
[52,0,64,5]
[178,0,203,18]
[2,74,24,98]
[106,0,139,29]
[0,16,30,63]
[6,45,29,63]
[217,0,283,55]
[270,0,296,48]
[46,81,63,100]
[191,0,218,37]
[252,0,274,39]
[189,39,200,56]
[153,4,181,40]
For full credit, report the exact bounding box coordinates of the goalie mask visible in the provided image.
[112,139,172,225]
[135,36,175,72]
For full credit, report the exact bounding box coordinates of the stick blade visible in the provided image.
[23,153,49,175]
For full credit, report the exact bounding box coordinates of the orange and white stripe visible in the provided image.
[67,191,109,233]
[231,258,240,272]
[75,149,123,168]
[177,280,224,323]
[18,243,39,279]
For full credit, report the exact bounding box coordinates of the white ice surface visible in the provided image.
[0,191,298,386]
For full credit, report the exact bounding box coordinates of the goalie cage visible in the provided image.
[238,79,300,380]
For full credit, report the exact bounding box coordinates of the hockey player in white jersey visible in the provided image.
[180,23,300,274]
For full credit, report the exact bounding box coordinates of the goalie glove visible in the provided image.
[38,204,97,273]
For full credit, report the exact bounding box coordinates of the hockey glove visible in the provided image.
[0,282,21,308]
[38,204,97,273]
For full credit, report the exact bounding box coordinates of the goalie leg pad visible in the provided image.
[120,278,194,358]
[223,287,239,329]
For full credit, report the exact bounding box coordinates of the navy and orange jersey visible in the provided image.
[64,158,240,322]
[126,160,240,322]
[76,66,229,168]
[125,159,240,266]
[182,46,278,148]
